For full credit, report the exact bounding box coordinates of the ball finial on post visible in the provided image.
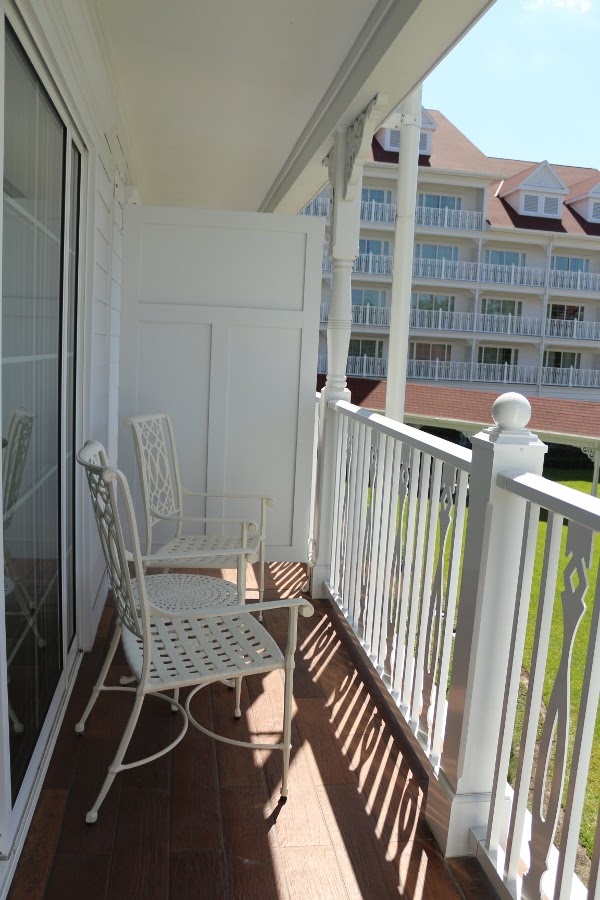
[491,392,531,432]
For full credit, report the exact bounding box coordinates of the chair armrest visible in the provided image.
[141,546,258,565]
[153,511,258,532]
[149,597,313,620]
[182,488,274,507]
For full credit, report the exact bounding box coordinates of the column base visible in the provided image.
[426,770,492,857]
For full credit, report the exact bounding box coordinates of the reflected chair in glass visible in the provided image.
[125,412,272,610]
[3,410,48,734]
[75,440,312,823]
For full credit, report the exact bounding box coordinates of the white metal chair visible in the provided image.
[125,412,273,606]
[76,440,312,824]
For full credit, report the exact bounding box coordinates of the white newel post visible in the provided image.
[310,96,385,599]
[427,393,547,856]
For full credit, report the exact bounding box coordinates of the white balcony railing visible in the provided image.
[317,354,388,377]
[301,196,331,216]
[322,253,600,295]
[353,253,394,275]
[320,303,391,327]
[406,360,538,384]
[549,268,600,292]
[545,318,600,340]
[414,205,483,230]
[409,309,543,336]
[325,393,600,899]
[412,258,546,287]
[360,199,396,223]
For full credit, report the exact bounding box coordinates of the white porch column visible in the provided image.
[427,393,547,856]
[310,96,385,598]
[385,85,422,422]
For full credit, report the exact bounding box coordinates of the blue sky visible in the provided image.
[422,0,600,170]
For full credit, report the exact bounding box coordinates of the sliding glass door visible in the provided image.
[2,23,80,806]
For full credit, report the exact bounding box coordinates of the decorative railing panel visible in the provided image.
[328,400,471,761]
[414,206,483,230]
[549,269,600,293]
[410,309,543,336]
[320,303,392,326]
[546,318,600,341]
[361,200,396,223]
[482,471,600,900]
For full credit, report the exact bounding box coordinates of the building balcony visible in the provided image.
[549,268,600,292]
[545,318,600,340]
[301,195,331,216]
[318,354,388,377]
[322,254,394,276]
[410,308,544,336]
[405,359,600,387]
[414,205,483,230]
[360,199,396,223]
[412,258,546,287]
[304,200,484,231]
[320,303,392,327]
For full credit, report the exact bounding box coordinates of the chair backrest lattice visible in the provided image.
[77,441,145,640]
[127,413,185,554]
[3,409,34,530]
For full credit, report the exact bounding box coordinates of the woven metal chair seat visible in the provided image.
[122,603,284,690]
[152,533,259,570]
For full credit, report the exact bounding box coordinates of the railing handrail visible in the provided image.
[328,399,472,470]
[497,470,600,529]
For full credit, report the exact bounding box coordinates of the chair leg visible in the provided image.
[281,661,294,797]
[171,687,180,712]
[258,538,265,621]
[86,688,146,824]
[234,677,242,719]
[75,625,122,734]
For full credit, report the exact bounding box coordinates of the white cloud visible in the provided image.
[524,0,592,11]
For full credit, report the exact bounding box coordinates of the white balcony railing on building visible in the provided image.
[412,258,546,287]
[320,303,392,327]
[325,394,600,899]
[319,355,600,388]
[549,268,600,293]
[317,355,388,377]
[414,205,483,230]
[302,196,331,216]
[541,366,600,388]
[545,318,600,341]
[353,253,394,275]
[409,309,543,336]
[406,360,539,384]
[360,200,396,223]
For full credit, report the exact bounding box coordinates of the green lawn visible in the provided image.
[516,467,599,857]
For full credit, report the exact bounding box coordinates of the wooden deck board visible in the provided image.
[8,563,496,899]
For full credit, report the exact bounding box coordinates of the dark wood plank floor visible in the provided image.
[8,563,497,899]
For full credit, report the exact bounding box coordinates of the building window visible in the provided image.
[481,298,523,316]
[414,243,458,261]
[418,193,461,211]
[411,293,455,312]
[362,187,392,205]
[352,288,387,307]
[548,304,584,321]
[478,346,519,365]
[349,339,384,358]
[409,342,451,362]
[543,351,581,369]
[551,255,589,273]
[592,201,600,220]
[358,238,389,256]
[484,249,526,268]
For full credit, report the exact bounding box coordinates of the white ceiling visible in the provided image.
[96,0,494,213]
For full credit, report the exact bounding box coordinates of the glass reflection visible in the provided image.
[3,26,65,800]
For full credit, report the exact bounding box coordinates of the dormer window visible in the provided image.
[593,201,600,220]
[520,192,561,218]
[498,161,567,220]
[419,131,431,155]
